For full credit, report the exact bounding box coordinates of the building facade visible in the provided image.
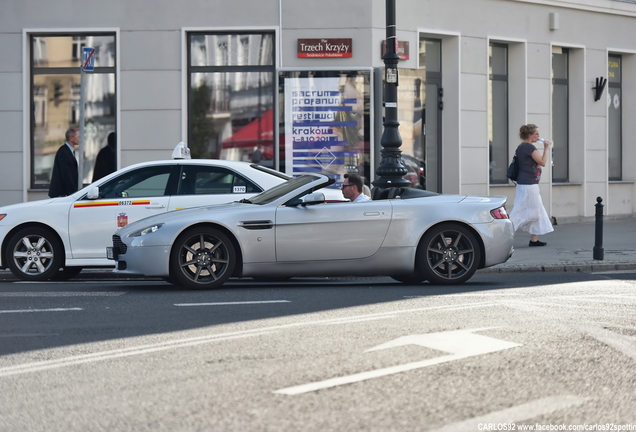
[1,0,635,221]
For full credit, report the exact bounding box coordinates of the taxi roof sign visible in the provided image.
[82,47,95,71]
[172,142,191,159]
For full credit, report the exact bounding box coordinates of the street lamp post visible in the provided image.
[372,0,410,198]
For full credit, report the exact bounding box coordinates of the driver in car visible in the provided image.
[342,173,371,202]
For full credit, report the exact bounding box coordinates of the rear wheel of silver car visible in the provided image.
[170,227,236,290]
[6,227,64,281]
[418,223,481,285]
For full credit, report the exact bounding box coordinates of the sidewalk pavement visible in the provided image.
[478,216,636,274]
[1,217,635,281]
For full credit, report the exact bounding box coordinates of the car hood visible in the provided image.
[116,201,246,236]
[0,196,71,215]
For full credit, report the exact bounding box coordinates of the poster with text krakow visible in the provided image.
[284,76,366,186]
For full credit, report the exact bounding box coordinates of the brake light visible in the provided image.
[491,206,509,219]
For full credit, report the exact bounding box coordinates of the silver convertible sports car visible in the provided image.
[110,174,514,288]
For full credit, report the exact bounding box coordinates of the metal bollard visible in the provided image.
[593,196,604,260]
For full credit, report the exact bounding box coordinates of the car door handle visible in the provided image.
[145,205,166,209]
[363,212,381,216]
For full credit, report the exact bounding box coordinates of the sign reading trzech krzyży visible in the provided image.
[297,39,352,58]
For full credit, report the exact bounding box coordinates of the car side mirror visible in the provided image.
[86,187,99,200]
[302,192,325,206]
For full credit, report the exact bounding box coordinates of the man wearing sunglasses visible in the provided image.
[342,173,371,202]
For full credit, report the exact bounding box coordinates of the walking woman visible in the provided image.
[509,124,554,246]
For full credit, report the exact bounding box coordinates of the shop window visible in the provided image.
[30,33,117,189]
[489,43,509,184]
[608,54,622,181]
[187,32,276,165]
[552,48,569,182]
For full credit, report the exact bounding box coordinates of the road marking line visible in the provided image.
[0,333,58,338]
[429,395,588,432]
[540,294,636,300]
[0,308,83,314]
[505,301,636,361]
[0,301,497,378]
[0,330,276,378]
[274,328,521,395]
[321,316,396,325]
[174,300,290,307]
[444,293,522,297]
[0,292,126,297]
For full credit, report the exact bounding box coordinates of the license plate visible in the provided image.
[106,247,115,260]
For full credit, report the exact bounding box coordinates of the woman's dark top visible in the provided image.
[515,142,541,185]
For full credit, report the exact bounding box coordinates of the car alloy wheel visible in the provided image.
[7,227,64,281]
[418,223,481,285]
[170,227,236,290]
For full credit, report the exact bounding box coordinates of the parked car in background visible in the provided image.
[110,173,514,289]
[401,155,426,189]
[0,143,345,281]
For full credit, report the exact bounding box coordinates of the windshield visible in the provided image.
[248,175,319,205]
[249,164,292,181]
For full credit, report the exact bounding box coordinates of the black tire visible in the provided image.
[51,266,83,281]
[390,275,425,284]
[170,227,236,290]
[6,227,64,281]
[418,223,481,285]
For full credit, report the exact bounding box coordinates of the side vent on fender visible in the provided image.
[238,220,274,230]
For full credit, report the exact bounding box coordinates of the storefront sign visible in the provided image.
[297,39,352,58]
[381,40,410,60]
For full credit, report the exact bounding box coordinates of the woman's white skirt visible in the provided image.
[509,184,554,235]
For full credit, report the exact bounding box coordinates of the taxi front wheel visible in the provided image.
[7,227,64,281]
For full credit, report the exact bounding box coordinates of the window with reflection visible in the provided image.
[552,48,569,182]
[417,37,442,192]
[489,43,509,184]
[30,34,116,189]
[608,54,622,181]
[188,32,275,166]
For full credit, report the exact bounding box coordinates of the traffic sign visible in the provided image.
[82,47,95,71]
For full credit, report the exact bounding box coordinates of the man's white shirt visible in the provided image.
[353,194,371,202]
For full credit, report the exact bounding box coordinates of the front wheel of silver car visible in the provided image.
[170,227,236,290]
[418,223,481,285]
[6,227,64,281]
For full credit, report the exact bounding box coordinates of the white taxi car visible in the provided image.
[0,143,298,281]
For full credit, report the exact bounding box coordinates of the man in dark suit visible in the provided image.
[48,128,79,198]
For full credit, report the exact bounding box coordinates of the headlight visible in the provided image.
[130,223,164,237]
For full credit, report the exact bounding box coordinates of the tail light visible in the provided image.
[491,206,509,219]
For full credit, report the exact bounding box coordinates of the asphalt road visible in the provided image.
[1,272,635,432]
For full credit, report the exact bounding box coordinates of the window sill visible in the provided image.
[609,180,635,184]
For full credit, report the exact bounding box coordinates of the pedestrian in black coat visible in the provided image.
[92,132,116,182]
[48,128,79,198]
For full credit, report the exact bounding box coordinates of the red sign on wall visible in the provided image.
[381,40,410,60]
[297,38,352,58]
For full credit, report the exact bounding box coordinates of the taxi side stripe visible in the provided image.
[74,200,151,208]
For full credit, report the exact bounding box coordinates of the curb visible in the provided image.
[477,262,636,274]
